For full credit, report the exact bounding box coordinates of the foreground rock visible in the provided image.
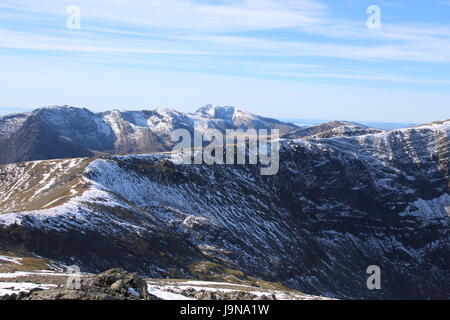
[19,268,159,300]
[182,289,276,300]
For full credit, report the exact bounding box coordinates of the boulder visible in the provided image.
[21,268,160,300]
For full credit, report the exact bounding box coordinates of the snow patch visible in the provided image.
[0,282,57,296]
[0,256,22,265]
[148,287,195,300]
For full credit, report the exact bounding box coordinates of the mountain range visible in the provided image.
[0,105,299,165]
[0,105,448,299]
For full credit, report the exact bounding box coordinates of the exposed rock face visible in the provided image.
[0,121,448,299]
[0,105,299,165]
[20,268,158,300]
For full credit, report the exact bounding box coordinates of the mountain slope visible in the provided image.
[0,120,448,299]
[0,112,31,137]
[0,112,96,164]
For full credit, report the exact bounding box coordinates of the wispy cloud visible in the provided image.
[0,0,328,32]
[0,0,449,93]
[1,0,449,63]
[1,22,450,64]
[263,71,450,85]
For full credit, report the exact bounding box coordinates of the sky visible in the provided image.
[0,0,449,123]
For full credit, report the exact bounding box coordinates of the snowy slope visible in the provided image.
[0,112,32,137]
[0,120,448,299]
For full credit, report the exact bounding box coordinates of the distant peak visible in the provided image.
[153,107,178,113]
[195,105,252,120]
[34,105,91,114]
[324,120,369,128]
[38,105,76,110]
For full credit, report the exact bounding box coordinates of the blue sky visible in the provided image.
[0,0,449,123]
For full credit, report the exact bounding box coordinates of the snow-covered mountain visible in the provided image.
[0,119,448,299]
[0,105,300,165]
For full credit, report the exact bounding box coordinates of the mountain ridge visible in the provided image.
[282,120,382,139]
